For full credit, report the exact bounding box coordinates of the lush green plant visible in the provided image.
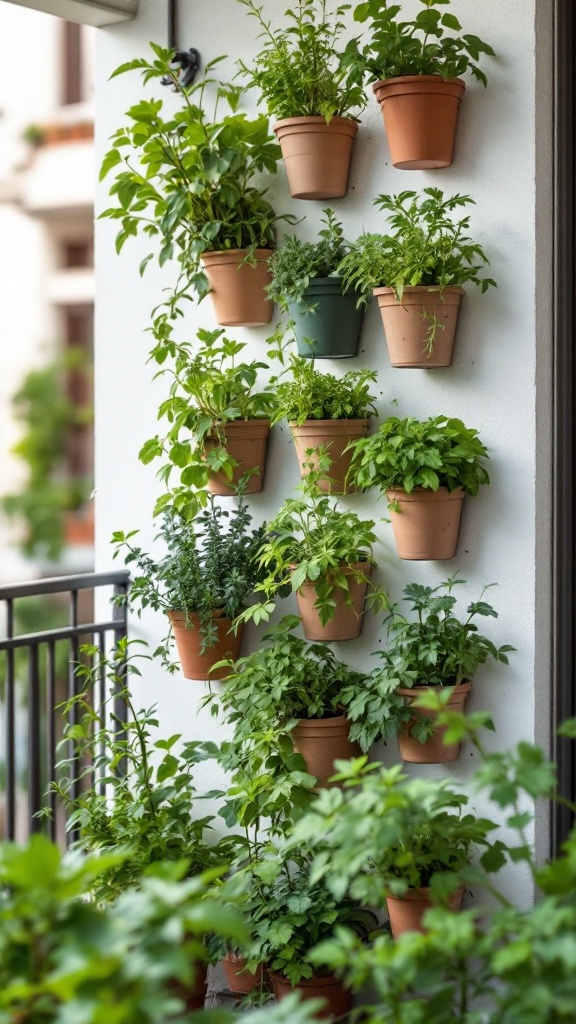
[272,355,378,426]
[100,46,294,303]
[267,209,352,308]
[344,0,495,86]
[347,414,490,502]
[238,0,365,121]
[113,500,265,660]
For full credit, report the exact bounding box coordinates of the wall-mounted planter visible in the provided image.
[290,419,369,494]
[273,116,358,200]
[374,286,464,368]
[204,420,271,496]
[396,683,472,763]
[386,887,464,938]
[171,962,208,1011]
[373,76,465,170]
[167,611,243,680]
[222,954,266,996]
[386,487,465,560]
[287,277,365,359]
[293,562,372,641]
[200,249,274,327]
[269,971,352,1020]
[291,716,360,787]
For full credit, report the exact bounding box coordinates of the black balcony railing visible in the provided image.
[0,570,129,845]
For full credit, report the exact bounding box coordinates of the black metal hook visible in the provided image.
[161,0,200,89]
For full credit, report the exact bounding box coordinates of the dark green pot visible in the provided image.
[288,277,365,359]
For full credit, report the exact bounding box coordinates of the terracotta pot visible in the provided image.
[293,562,372,641]
[373,75,465,169]
[289,419,370,494]
[397,683,472,763]
[222,953,266,995]
[373,286,464,368]
[288,277,365,359]
[291,716,360,787]
[269,970,352,1020]
[204,419,271,496]
[167,611,243,681]
[386,487,465,560]
[273,116,358,200]
[386,887,464,938]
[171,962,207,1011]
[64,507,94,546]
[200,249,274,327]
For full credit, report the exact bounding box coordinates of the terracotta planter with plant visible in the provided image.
[290,419,369,494]
[269,970,352,1019]
[273,116,358,199]
[200,249,275,327]
[294,563,372,642]
[397,682,472,763]
[205,419,271,496]
[222,953,266,996]
[373,285,464,368]
[386,887,464,938]
[168,611,244,681]
[373,76,465,169]
[385,486,465,560]
[291,716,360,787]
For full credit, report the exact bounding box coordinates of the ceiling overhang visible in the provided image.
[1,0,137,26]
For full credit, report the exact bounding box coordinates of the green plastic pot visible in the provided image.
[288,277,365,359]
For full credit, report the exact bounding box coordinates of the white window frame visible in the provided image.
[1,0,137,26]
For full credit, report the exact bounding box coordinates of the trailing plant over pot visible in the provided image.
[239,0,365,199]
[338,189,495,366]
[112,500,265,678]
[140,328,277,505]
[344,0,496,169]
[347,415,490,559]
[101,46,295,326]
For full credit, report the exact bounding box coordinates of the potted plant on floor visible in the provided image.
[347,414,490,559]
[139,328,277,500]
[344,0,495,169]
[268,210,366,359]
[338,189,496,367]
[374,579,515,763]
[272,356,378,492]
[239,0,365,199]
[112,500,265,679]
[101,46,296,327]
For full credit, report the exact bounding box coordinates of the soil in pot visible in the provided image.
[386,488,465,560]
[291,716,360,787]
[288,278,365,359]
[204,420,271,496]
[386,888,464,938]
[222,954,267,996]
[290,419,369,494]
[269,970,352,1021]
[273,116,358,200]
[373,76,465,170]
[200,249,274,327]
[397,682,472,763]
[293,562,372,641]
[374,286,464,368]
[167,611,244,681]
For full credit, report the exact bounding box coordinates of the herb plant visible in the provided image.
[238,0,365,122]
[273,355,378,426]
[344,0,496,86]
[347,415,490,501]
[268,209,351,308]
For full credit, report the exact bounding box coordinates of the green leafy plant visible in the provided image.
[238,0,365,121]
[267,209,352,308]
[344,0,495,86]
[272,355,378,426]
[347,414,490,503]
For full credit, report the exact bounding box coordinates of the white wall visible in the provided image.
[95,0,545,910]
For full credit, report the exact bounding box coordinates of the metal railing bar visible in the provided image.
[5,598,16,841]
[0,620,126,651]
[28,646,41,834]
[0,570,130,601]
[47,642,57,843]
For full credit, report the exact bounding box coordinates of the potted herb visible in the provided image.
[347,415,490,559]
[239,0,365,199]
[345,0,495,168]
[268,210,365,359]
[338,189,495,367]
[272,356,377,492]
[112,500,265,679]
[375,579,515,762]
[101,46,295,327]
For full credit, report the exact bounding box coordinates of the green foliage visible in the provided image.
[100,46,294,302]
[272,355,378,426]
[238,0,365,121]
[347,414,490,499]
[267,209,351,307]
[345,0,496,86]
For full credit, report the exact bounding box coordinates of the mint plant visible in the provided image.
[272,355,378,426]
[267,209,351,308]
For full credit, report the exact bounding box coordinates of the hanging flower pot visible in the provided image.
[290,419,370,494]
[373,286,464,368]
[396,683,472,763]
[292,562,372,641]
[386,887,464,938]
[167,611,243,681]
[269,971,352,1020]
[273,117,358,200]
[386,488,465,560]
[204,420,271,496]
[200,249,274,327]
[222,954,267,996]
[291,716,360,787]
[373,76,465,170]
[288,277,365,359]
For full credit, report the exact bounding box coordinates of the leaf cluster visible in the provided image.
[238,0,366,121]
[347,414,490,498]
[267,209,351,307]
[272,355,378,426]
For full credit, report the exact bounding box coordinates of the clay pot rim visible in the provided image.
[396,681,472,697]
[386,885,465,903]
[273,115,359,134]
[373,284,465,298]
[167,608,231,625]
[268,969,343,987]
[209,417,271,434]
[386,486,465,502]
[289,560,373,576]
[292,713,351,729]
[289,417,370,431]
[372,74,466,91]
[200,247,274,264]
